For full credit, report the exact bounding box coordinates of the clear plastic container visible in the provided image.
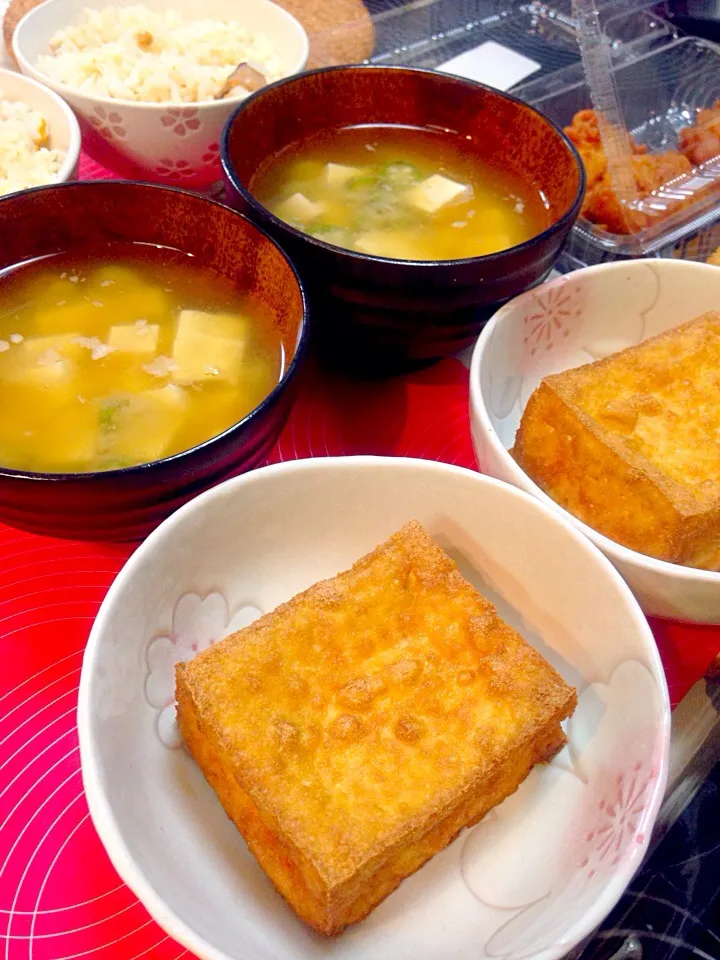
[365,1,677,75]
[522,34,720,264]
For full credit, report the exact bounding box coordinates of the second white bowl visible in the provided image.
[78,456,669,960]
[0,64,80,190]
[13,0,308,187]
[470,258,720,624]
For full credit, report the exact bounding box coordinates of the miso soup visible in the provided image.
[253,124,551,261]
[0,243,283,473]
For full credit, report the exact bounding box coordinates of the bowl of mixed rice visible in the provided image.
[12,0,308,187]
[0,65,80,196]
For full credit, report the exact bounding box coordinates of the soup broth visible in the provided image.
[0,244,283,473]
[253,124,551,261]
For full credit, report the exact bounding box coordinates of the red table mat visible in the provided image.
[1,160,718,960]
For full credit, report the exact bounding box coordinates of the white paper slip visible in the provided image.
[437,40,541,92]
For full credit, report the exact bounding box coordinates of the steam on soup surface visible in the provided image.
[0,244,282,473]
[253,124,551,261]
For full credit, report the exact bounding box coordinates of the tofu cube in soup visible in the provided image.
[34,301,107,336]
[355,230,423,260]
[38,406,100,468]
[16,356,76,398]
[403,174,472,214]
[108,322,160,357]
[274,192,326,223]
[324,163,362,187]
[171,310,248,384]
[93,282,170,324]
[101,385,189,464]
[21,332,82,364]
[11,334,81,397]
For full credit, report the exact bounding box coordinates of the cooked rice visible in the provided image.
[0,92,64,196]
[37,5,284,104]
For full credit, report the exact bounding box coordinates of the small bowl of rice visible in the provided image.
[0,65,80,196]
[12,0,308,187]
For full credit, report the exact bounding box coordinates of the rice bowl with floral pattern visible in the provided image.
[13,0,308,187]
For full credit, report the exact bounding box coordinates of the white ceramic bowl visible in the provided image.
[470,258,720,625]
[79,456,669,960]
[0,64,80,188]
[13,0,308,187]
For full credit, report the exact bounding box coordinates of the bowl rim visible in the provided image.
[12,0,310,110]
[0,64,81,185]
[469,256,720,586]
[77,454,670,960]
[220,62,587,269]
[0,179,310,483]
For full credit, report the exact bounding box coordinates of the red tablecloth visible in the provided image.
[1,161,717,960]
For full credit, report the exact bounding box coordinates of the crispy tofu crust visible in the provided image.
[514,312,720,569]
[176,521,576,935]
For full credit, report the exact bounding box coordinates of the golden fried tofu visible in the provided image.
[514,313,720,569]
[176,521,576,935]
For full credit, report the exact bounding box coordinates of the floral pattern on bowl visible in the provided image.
[13,0,309,190]
[461,659,663,960]
[202,141,220,166]
[160,106,202,136]
[522,279,582,356]
[154,157,197,180]
[485,274,587,423]
[482,263,668,445]
[89,105,126,140]
[145,591,261,748]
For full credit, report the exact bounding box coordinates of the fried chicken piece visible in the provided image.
[565,109,602,149]
[708,246,720,266]
[679,101,720,167]
[565,110,647,159]
[565,109,692,234]
[581,151,691,234]
[576,144,607,191]
[631,149,693,195]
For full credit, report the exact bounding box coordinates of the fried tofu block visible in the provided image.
[176,521,576,936]
[514,312,720,569]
